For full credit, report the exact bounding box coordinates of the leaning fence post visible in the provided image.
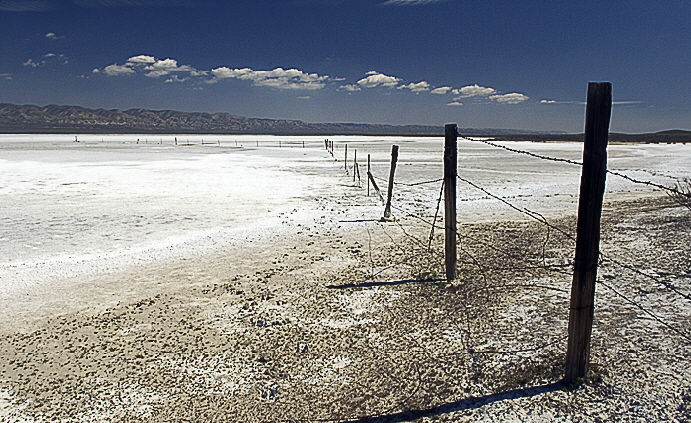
[564,82,612,385]
[444,124,458,281]
[383,145,399,219]
[353,150,357,182]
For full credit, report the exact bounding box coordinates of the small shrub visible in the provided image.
[669,179,691,210]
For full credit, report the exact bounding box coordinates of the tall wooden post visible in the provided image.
[564,82,612,384]
[444,124,458,281]
[383,145,399,219]
[367,154,371,196]
[345,144,348,173]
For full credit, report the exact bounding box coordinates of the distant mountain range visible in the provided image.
[0,103,689,142]
[0,103,557,136]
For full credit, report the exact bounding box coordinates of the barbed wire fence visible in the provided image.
[310,106,691,421]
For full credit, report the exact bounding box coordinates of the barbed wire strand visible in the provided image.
[600,253,691,302]
[468,138,691,199]
[598,279,691,343]
[456,175,575,241]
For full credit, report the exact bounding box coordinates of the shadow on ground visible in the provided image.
[344,381,566,423]
[326,279,447,289]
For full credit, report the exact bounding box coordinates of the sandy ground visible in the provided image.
[1,137,690,422]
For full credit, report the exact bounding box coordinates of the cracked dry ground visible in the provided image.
[1,196,690,422]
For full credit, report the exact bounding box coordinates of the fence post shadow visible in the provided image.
[343,380,566,423]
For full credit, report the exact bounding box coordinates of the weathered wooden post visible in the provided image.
[367,154,371,196]
[345,144,348,173]
[564,82,612,385]
[353,150,357,182]
[383,145,399,219]
[444,124,458,280]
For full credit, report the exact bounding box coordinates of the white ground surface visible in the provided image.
[3,135,689,299]
[1,134,690,422]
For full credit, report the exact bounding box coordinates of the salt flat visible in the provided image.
[0,135,690,422]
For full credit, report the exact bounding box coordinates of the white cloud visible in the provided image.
[339,84,361,92]
[539,99,557,104]
[165,75,189,83]
[431,86,451,94]
[211,66,329,90]
[45,32,64,40]
[356,71,400,88]
[142,58,196,77]
[0,73,12,80]
[297,96,311,100]
[453,84,497,98]
[447,101,463,106]
[126,55,156,64]
[23,59,40,67]
[100,63,136,76]
[95,55,199,78]
[94,57,330,90]
[490,93,529,104]
[147,58,179,69]
[399,80,430,92]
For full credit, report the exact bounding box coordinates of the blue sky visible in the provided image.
[0,0,689,133]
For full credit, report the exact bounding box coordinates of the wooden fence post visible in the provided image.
[367,154,371,196]
[564,82,612,385]
[353,150,357,182]
[383,145,399,219]
[345,144,348,173]
[444,124,458,281]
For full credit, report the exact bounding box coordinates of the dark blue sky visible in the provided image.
[1,0,689,132]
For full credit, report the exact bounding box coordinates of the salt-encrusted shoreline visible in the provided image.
[1,137,690,421]
[1,195,689,422]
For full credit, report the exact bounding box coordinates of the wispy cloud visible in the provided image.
[447,101,463,106]
[613,101,643,105]
[45,32,64,40]
[0,73,12,80]
[23,53,68,67]
[540,99,641,106]
[0,0,53,11]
